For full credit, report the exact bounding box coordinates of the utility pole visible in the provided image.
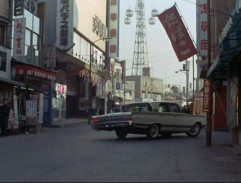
[193,56,195,104]
[206,0,212,147]
[186,60,189,107]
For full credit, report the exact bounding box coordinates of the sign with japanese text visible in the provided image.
[158,5,197,62]
[203,79,212,112]
[13,18,26,57]
[56,0,74,51]
[16,64,56,81]
[14,0,24,16]
[108,0,119,58]
[92,15,108,38]
[197,0,208,56]
[55,83,67,94]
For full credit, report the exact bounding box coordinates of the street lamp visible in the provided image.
[88,37,112,124]
[175,60,190,106]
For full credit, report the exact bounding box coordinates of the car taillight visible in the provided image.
[92,119,100,123]
[124,116,132,120]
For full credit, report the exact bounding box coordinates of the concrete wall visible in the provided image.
[0,0,9,18]
[39,0,57,45]
[74,0,107,51]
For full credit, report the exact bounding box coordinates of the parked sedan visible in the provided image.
[91,102,206,139]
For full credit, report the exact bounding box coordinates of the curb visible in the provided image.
[43,122,89,128]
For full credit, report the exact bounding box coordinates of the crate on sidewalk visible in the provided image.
[25,116,42,134]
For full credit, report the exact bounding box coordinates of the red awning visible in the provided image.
[16,64,56,81]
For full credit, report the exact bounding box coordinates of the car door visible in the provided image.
[169,104,194,131]
[157,103,175,131]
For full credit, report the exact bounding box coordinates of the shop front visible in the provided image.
[13,63,56,127]
[0,79,24,132]
[207,2,241,145]
[52,83,67,120]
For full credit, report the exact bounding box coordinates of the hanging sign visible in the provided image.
[158,5,197,62]
[13,18,26,57]
[203,79,212,112]
[197,0,208,57]
[14,0,24,16]
[56,0,74,51]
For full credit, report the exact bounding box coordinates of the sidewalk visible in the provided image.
[43,117,89,128]
[211,130,241,157]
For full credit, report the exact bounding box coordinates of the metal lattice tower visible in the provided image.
[131,0,149,76]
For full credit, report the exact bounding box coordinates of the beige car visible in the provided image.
[91,102,206,139]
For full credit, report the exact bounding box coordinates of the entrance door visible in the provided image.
[66,96,79,118]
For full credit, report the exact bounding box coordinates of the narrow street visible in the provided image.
[0,123,241,182]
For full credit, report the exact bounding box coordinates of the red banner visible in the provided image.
[203,79,212,112]
[16,64,56,81]
[158,5,197,62]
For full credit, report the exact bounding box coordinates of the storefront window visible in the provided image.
[25,29,31,46]
[33,16,40,34]
[34,50,39,66]
[0,22,6,46]
[25,10,33,30]
[32,33,39,49]
[73,32,81,58]
[12,6,41,67]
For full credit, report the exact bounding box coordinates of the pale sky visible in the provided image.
[119,0,197,89]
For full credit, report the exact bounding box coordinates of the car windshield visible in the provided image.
[122,103,152,112]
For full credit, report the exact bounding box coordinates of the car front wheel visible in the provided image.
[186,123,201,137]
[115,129,128,139]
[147,124,159,139]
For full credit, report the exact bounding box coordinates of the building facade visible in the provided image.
[0,0,57,130]
[125,75,164,102]
[0,0,122,129]
[0,0,14,104]
[197,0,241,145]
[39,0,114,122]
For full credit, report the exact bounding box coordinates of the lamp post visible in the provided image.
[123,67,133,105]
[88,37,111,124]
[175,60,190,106]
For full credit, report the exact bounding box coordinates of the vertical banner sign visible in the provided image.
[203,79,212,112]
[14,0,24,16]
[13,18,26,57]
[108,0,119,58]
[197,0,208,57]
[158,5,197,62]
[56,0,74,51]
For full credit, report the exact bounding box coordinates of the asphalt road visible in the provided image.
[0,123,241,182]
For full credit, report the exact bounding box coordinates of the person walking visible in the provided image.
[0,98,11,137]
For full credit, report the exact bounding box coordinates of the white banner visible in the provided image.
[196,0,208,57]
[13,18,26,57]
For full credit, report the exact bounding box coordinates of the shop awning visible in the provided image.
[0,78,25,87]
[16,64,56,81]
[57,52,111,79]
[208,3,241,78]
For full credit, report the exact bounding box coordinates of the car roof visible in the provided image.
[123,101,177,105]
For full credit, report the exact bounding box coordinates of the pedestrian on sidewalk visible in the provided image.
[0,98,11,137]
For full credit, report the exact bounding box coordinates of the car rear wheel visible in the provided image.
[115,129,128,139]
[147,124,159,139]
[186,123,201,137]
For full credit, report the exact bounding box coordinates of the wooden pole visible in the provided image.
[206,0,212,147]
